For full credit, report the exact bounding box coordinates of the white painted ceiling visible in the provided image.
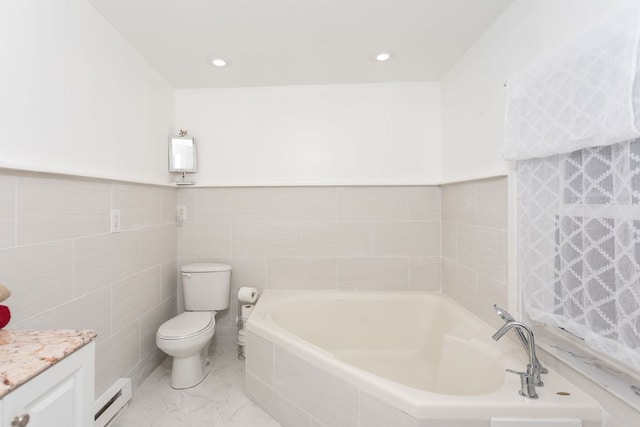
[89,0,513,88]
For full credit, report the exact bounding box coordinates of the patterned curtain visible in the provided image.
[518,139,640,371]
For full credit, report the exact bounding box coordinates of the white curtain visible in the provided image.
[504,0,640,161]
[518,140,640,371]
[506,0,640,371]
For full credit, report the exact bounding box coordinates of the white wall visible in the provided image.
[175,82,441,186]
[441,0,629,182]
[0,0,174,185]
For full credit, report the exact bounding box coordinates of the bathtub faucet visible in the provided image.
[492,317,541,399]
[493,304,547,385]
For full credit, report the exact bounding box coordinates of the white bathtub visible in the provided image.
[245,290,602,427]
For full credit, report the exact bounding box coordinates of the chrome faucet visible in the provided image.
[493,304,547,385]
[492,306,545,399]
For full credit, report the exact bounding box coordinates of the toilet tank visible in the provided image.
[181,263,231,311]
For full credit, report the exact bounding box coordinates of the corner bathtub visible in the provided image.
[245,291,601,427]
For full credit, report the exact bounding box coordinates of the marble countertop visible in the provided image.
[0,329,96,398]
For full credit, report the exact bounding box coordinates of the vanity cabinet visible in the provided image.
[0,342,95,427]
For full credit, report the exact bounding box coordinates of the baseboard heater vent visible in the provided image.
[94,378,132,427]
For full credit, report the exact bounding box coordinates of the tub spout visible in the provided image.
[493,305,548,380]
[492,320,540,399]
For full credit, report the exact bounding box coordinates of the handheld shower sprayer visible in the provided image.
[492,304,548,378]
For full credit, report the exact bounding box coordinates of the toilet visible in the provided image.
[156,262,231,389]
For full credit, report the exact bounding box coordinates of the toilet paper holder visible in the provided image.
[237,287,259,360]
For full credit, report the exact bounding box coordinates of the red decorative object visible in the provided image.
[0,305,10,329]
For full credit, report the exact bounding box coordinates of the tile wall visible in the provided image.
[245,330,490,427]
[176,186,442,336]
[0,170,178,397]
[0,171,508,401]
[440,176,508,326]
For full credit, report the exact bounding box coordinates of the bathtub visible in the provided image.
[245,291,602,427]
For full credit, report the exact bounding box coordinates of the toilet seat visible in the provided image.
[157,312,214,340]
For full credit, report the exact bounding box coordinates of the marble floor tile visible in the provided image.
[110,340,281,427]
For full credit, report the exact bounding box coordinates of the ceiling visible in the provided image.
[89,0,513,88]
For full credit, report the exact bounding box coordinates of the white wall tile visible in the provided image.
[177,222,231,258]
[232,223,300,256]
[476,177,508,229]
[301,222,371,256]
[178,185,443,294]
[112,267,162,333]
[14,286,111,344]
[409,257,441,291]
[337,187,407,221]
[441,181,476,224]
[441,222,457,260]
[442,258,478,314]
[246,331,275,387]
[2,171,176,401]
[246,373,311,427]
[0,241,73,321]
[140,296,176,357]
[373,222,440,256]
[197,187,266,222]
[310,418,329,427]
[274,346,359,427]
[113,184,176,229]
[456,224,506,283]
[0,174,15,249]
[265,187,336,222]
[17,175,110,245]
[154,186,179,226]
[141,224,177,269]
[359,392,420,427]
[407,186,441,221]
[337,258,408,290]
[95,325,140,397]
[441,177,509,321]
[160,258,178,300]
[417,420,487,427]
[129,348,166,393]
[267,257,336,290]
[74,230,140,296]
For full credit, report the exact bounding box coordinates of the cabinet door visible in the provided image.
[2,343,95,427]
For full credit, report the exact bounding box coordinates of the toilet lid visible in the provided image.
[157,312,214,340]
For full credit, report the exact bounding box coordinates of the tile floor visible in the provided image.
[110,339,281,427]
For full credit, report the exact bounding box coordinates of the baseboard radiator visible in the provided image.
[94,378,132,427]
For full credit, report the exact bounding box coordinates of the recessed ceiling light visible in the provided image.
[375,52,391,62]
[207,56,229,67]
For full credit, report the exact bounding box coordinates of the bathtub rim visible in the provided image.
[246,289,603,421]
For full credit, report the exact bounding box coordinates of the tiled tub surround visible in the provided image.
[0,174,512,408]
[177,185,443,336]
[0,169,178,397]
[441,177,508,327]
[245,290,602,427]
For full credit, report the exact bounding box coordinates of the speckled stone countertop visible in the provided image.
[0,329,96,398]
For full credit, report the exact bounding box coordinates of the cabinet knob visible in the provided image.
[11,414,30,427]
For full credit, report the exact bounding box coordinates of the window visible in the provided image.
[517,139,640,371]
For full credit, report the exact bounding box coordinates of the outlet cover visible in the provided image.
[176,205,187,221]
[110,209,121,233]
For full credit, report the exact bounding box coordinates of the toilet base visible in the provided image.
[170,339,213,389]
